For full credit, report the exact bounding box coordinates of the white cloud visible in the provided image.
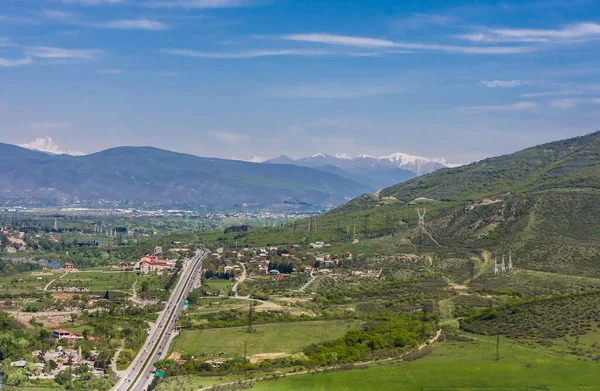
[461,101,539,111]
[26,46,103,59]
[61,0,124,5]
[98,69,122,74]
[162,48,332,58]
[102,19,169,31]
[549,98,600,109]
[0,57,31,67]
[215,131,248,144]
[273,84,401,99]
[281,33,533,54]
[480,80,533,88]
[43,10,74,21]
[146,0,251,9]
[521,84,600,98]
[457,22,600,43]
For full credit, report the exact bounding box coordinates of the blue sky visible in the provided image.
[1,0,600,163]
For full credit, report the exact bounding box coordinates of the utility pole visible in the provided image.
[247,302,254,333]
[495,335,501,361]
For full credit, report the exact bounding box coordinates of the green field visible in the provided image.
[172,320,362,359]
[204,278,233,293]
[248,334,600,391]
[0,271,54,294]
[53,270,137,294]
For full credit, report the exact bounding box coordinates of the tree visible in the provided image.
[141,279,150,294]
[55,370,71,386]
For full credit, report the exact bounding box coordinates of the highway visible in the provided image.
[112,248,207,391]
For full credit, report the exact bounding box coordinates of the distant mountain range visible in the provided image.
[264,152,449,190]
[0,143,370,211]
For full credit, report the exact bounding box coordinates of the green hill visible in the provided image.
[288,131,600,277]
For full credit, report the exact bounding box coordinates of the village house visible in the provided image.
[52,329,84,341]
[139,255,171,274]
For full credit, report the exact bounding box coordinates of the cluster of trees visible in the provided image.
[267,261,294,274]
[224,225,249,234]
[304,314,436,364]
[164,260,184,291]
[0,259,42,277]
[180,309,316,329]
[204,269,235,280]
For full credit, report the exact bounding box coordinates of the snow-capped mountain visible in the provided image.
[377,152,448,175]
[19,137,85,156]
[264,152,453,191]
[268,152,450,175]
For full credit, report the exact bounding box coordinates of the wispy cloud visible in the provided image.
[460,101,539,111]
[521,84,600,98]
[146,0,253,9]
[98,69,122,74]
[42,10,168,31]
[273,84,401,99]
[215,131,248,144]
[549,98,600,109]
[43,10,74,21]
[281,33,533,54]
[101,19,169,31]
[61,0,124,5]
[0,57,31,67]
[162,48,332,58]
[26,46,103,59]
[457,22,600,43]
[480,80,533,88]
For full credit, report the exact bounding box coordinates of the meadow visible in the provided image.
[248,333,600,391]
[171,320,363,359]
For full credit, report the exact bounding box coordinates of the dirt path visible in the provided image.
[232,262,246,294]
[297,271,317,292]
[111,341,127,378]
[231,295,284,311]
[44,269,72,291]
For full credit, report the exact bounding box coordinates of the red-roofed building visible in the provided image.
[140,255,171,274]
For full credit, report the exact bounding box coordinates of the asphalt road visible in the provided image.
[112,248,207,391]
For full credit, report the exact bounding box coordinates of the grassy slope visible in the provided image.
[250,334,599,391]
